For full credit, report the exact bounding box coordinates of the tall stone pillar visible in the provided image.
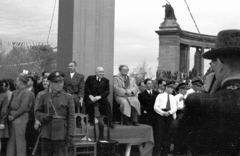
[180,44,190,73]
[57,0,115,105]
[194,47,204,75]
[200,47,204,75]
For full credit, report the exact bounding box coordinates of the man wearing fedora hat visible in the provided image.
[173,29,240,155]
[154,81,177,155]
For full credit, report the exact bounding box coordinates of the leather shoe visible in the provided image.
[109,123,116,129]
[132,122,140,126]
[123,121,131,126]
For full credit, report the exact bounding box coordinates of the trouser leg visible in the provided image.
[86,98,95,124]
[131,106,138,123]
[99,100,112,124]
[41,138,53,156]
[12,113,28,156]
[54,140,68,156]
[6,123,16,156]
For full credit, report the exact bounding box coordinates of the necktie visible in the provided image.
[166,94,171,111]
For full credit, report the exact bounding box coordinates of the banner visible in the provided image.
[0,40,56,48]
[0,59,44,68]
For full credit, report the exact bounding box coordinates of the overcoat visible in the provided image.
[174,79,240,155]
[113,75,141,117]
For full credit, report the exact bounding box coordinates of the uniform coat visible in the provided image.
[63,72,84,107]
[113,75,141,117]
[35,91,75,140]
[174,79,240,155]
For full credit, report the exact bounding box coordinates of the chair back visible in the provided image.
[75,113,89,140]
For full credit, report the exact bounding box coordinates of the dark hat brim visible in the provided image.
[202,47,240,60]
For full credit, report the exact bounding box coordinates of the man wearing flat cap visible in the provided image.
[6,74,35,156]
[173,29,240,155]
[35,71,75,156]
[154,81,177,155]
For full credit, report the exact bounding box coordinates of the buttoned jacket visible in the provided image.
[35,91,75,140]
[64,72,85,98]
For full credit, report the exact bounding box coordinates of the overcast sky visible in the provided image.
[0,0,240,75]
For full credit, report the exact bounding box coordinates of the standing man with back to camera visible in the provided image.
[64,61,85,113]
[173,29,240,155]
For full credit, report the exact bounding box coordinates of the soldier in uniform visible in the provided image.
[35,71,75,156]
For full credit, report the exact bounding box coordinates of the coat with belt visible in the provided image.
[113,75,141,117]
[174,79,240,155]
[64,72,84,107]
[35,91,75,140]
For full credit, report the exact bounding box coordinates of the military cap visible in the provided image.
[203,29,240,59]
[19,74,29,84]
[164,81,175,88]
[177,83,190,90]
[28,75,37,85]
[191,77,204,86]
[48,71,65,82]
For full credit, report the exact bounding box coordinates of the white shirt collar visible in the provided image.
[146,89,152,94]
[70,72,75,78]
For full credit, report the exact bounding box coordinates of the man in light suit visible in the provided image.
[113,65,141,126]
[63,61,84,113]
[173,29,240,155]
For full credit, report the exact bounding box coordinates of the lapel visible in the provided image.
[65,72,71,83]
[98,77,105,88]
[71,72,79,83]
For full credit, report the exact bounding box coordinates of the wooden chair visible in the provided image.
[94,106,119,156]
[71,113,97,156]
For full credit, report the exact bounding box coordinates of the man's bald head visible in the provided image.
[95,67,104,78]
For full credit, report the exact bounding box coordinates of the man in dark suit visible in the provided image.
[138,78,159,155]
[84,67,115,134]
[173,29,240,155]
[63,61,84,113]
[138,78,158,126]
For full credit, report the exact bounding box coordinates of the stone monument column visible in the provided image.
[194,47,204,75]
[57,0,115,106]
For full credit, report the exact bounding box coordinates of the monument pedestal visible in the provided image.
[159,18,180,30]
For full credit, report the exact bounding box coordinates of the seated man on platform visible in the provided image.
[64,61,85,113]
[113,65,141,126]
[138,78,158,126]
[84,67,115,129]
